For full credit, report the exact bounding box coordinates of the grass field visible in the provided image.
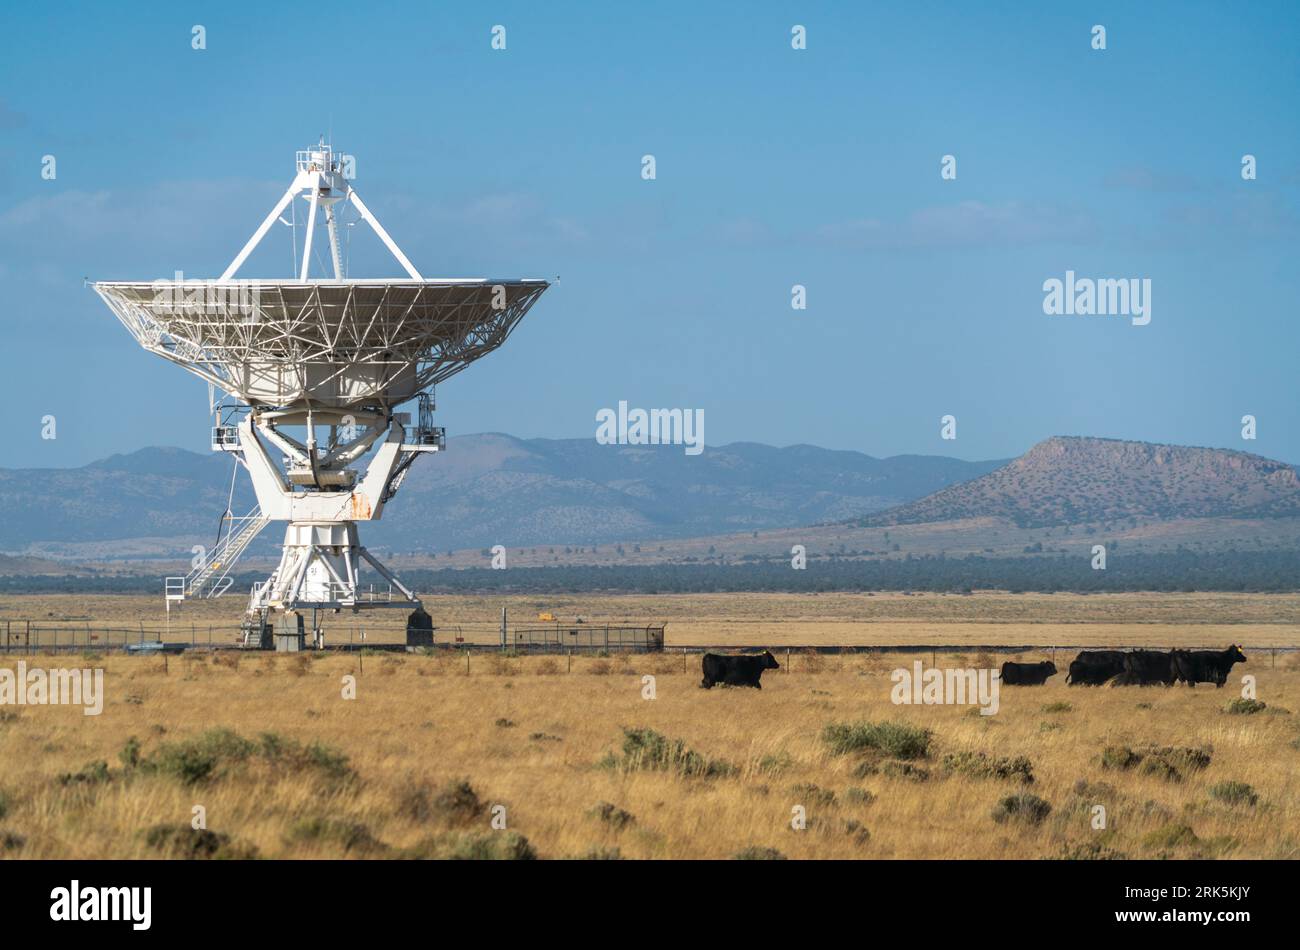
[1,649,1297,860]
[1,591,1298,860]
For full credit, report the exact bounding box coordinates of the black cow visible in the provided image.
[1114,650,1177,686]
[1066,650,1126,686]
[700,651,780,689]
[1000,661,1057,685]
[1172,645,1247,688]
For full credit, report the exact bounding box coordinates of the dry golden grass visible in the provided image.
[2,650,1298,859]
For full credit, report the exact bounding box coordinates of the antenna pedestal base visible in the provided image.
[246,522,419,650]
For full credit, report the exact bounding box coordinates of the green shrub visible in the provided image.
[436,831,536,860]
[1055,840,1127,860]
[942,751,1035,784]
[297,740,352,780]
[841,818,870,845]
[142,824,254,860]
[1072,779,1119,801]
[1100,745,1140,770]
[430,778,486,823]
[991,792,1051,825]
[843,787,875,805]
[132,729,352,786]
[1101,744,1209,781]
[605,727,735,778]
[1208,781,1258,806]
[881,760,930,782]
[733,846,786,860]
[821,721,931,760]
[142,729,254,785]
[574,846,623,860]
[789,783,836,806]
[1224,698,1266,715]
[58,761,110,786]
[119,736,142,770]
[589,801,635,830]
[286,817,385,854]
[1139,757,1183,782]
[1041,702,1073,713]
[757,752,793,775]
[1142,822,1198,849]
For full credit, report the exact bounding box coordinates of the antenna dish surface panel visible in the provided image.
[94,279,548,410]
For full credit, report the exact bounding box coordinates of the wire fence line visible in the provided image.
[1,618,1297,668]
[0,619,667,654]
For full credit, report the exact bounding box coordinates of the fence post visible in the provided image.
[786,648,791,673]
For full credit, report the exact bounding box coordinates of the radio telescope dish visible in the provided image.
[94,279,548,411]
[92,142,550,649]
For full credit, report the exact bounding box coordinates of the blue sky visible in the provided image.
[1,0,1298,468]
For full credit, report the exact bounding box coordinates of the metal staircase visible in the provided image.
[166,506,270,602]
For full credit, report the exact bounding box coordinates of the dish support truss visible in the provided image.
[224,141,421,283]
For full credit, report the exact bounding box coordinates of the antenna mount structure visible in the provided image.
[94,143,549,649]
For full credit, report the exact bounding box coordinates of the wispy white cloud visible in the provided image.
[1103,165,1203,192]
[806,200,1097,250]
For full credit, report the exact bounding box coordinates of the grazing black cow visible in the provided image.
[700,651,780,689]
[1066,650,1126,686]
[1172,645,1247,688]
[1114,650,1177,686]
[1000,661,1058,685]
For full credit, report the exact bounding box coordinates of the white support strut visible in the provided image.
[348,189,423,280]
[218,141,423,283]
[220,177,303,281]
[299,188,319,283]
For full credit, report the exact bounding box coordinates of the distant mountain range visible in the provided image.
[855,436,1300,529]
[0,435,1006,561]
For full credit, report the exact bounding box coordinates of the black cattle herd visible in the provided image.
[1009,645,1248,688]
[698,646,1248,690]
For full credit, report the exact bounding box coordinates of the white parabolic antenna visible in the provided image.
[94,142,549,648]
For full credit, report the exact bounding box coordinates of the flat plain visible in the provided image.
[4,590,1300,647]
[0,591,1297,859]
